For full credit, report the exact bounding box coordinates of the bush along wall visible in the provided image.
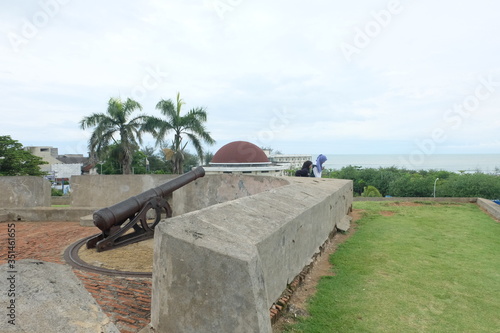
[326,166,500,199]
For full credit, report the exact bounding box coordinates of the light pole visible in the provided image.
[433,178,439,198]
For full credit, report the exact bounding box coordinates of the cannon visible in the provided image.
[86,166,205,252]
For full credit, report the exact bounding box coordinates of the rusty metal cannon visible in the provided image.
[86,166,205,252]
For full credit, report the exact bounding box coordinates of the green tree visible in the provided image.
[203,151,214,165]
[0,135,47,176]
[80,97,148,174]
[145,92,215,174]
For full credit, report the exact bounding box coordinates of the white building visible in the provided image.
[24,146,93,181]
[268,154,313,170]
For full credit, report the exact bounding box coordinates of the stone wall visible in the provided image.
[70,174,177,208]
[477,198,500,220]
[0,176,50,208]
[150,175,353,333]
[172,173,290,215]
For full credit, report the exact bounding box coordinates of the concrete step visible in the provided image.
[0,211,9,222]
[80,214,94,227]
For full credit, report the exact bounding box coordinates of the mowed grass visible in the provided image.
[284,201,500,333]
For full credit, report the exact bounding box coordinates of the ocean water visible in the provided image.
[317,154,500,173]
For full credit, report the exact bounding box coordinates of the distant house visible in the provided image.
[24,146,95,183]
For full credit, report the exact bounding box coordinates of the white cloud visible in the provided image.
[0,0,499,156]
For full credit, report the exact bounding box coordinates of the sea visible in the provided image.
[316,154,500,174]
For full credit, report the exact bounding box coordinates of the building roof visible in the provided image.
[56,155,88,164]
[210,141,271,164]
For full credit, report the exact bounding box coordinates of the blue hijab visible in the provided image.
[315,154,327,173]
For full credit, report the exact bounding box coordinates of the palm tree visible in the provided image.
[80,97,148,174]
[145,93,215,174]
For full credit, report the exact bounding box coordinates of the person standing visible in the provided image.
[295,160,313,177]
[312,154,327,178]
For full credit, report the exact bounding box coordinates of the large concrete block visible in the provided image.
[0,176,50,208]
[0,259,119,332]
[151,176,353,332]
[152,223,269,332]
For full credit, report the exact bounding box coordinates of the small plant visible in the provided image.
[51,188,63,196]
[361,185,382,197]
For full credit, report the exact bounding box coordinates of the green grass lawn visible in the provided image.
[284,201,500,333]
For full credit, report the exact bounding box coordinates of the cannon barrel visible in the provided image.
[93,166,205,231]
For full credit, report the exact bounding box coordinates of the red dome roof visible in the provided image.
[211,141,270,164]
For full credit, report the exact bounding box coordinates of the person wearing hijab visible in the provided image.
[312,154,327,178]
[295,160,313,177]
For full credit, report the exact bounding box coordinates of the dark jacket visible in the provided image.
[295,168,311,177]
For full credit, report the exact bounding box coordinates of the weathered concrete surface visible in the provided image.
[151,175,353,333]
[173,173,289,215]
[1,207,97,222]
[477,198,500,220]
[70,173,289,215]
[51,195,71,205]
[80,214,94,227]
[0,176,51,207]
[70,174,177,208]
[0,259,119,333]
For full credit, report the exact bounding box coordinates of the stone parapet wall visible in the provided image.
[51,196,71,205]
[70,174,177,208]
[477,198,500,220]
[172,173,290,215]
[151,175,353,332]
[0,176,50,208]
[2,207,98,222]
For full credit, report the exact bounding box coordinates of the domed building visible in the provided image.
[203,141,289,176]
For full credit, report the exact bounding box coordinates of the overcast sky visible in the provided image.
[1,0,499,159]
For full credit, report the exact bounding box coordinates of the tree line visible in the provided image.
[324,166,500,199]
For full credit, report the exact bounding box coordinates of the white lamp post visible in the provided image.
[433,178,439,198]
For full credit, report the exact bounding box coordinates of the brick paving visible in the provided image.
[0,221,303,332]
[0,222,151,333]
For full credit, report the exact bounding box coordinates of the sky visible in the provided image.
[1,0,500,160]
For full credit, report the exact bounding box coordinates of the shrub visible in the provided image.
[51,188,63,196]
[361,185,382,197]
